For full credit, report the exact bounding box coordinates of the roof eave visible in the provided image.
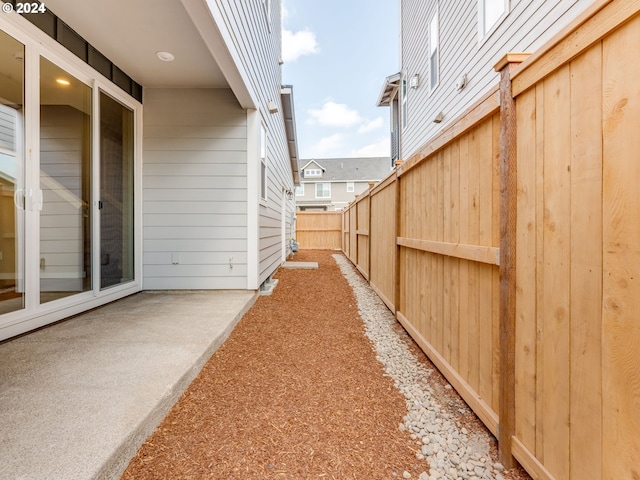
[280,85,300,185]
[376,72,401,107]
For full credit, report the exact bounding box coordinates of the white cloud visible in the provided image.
[282,29,319,63]
[308,101,362,128]
[357,117,384,134]
[309,133,345,157]
[350,137,390,157]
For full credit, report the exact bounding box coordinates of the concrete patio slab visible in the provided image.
[0,290,257,480]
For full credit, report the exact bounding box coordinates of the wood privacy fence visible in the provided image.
[340,2,640,479]
[295,212,342,250]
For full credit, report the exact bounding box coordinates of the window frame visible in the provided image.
[401,77,408,129]
[478,0,509,41]
[346,182,355,193]
[304,168,322,177]
[262,0,272,32]
[295,184,304,196]
[260,122,268,203]
[428,6,440,93]
[315,182,331,199]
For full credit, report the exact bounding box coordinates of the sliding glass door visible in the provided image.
[0,30,25,314]
[0,21,140,340]
[39,57,92,303]
[99,92,134,289]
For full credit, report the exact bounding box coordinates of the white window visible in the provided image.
[262,0,272,32]
[295,185,304,196]
[346,182,355,193]
[429,7,439,91]
[401,77,408,129]
[479,0,508,38]
[260,123,267,201]
[316,183,331,199]
[304,168,322,177]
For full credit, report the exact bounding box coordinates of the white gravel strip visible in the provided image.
[333,254,505,480]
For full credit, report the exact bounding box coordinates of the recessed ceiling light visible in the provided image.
[56,79,71,86]
[156,51,175,62]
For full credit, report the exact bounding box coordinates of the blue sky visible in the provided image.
[281,0,399,160]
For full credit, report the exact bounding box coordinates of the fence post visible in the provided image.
[393,160,404,318]
[495,52,529,468]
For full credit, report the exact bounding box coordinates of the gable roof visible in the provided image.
[300,160,326,171]
[298,157,391,182]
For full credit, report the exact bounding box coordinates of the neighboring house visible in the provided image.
[378,0,595,161]
[0,0,299,341]
[295,157,391,211]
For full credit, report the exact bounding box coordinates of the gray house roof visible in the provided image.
[298,157,391,182]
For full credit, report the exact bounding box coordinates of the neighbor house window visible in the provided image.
[479,0,508,38]
[260,123,267,201]
[429,7,439,91]
[316,183,331,199]
[346,182,355,193]
[295,184,304,196]
[305,168,322,177]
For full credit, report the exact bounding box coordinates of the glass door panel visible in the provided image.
[39,58,92,303]
[0,31,25,314]
[99,92,134,289]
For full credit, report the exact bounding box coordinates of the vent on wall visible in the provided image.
[6,0,143,102]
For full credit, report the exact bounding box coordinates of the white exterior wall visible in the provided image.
[142,88,249,289]
[212,0,296,286]
[400,0,594,159]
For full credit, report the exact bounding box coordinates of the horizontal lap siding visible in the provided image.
[213,0,296,284]
[143,88,248,290]
[400,0,593,160]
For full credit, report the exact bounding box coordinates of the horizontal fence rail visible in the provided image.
[339,2,640,479]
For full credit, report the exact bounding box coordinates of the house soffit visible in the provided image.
[42,0,228,88]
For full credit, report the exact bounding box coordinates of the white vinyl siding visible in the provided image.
[399,0,594,160]
[143,88,248,289]
[214,0,296,285]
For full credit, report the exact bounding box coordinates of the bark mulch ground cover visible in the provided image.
[121,250,530,480]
